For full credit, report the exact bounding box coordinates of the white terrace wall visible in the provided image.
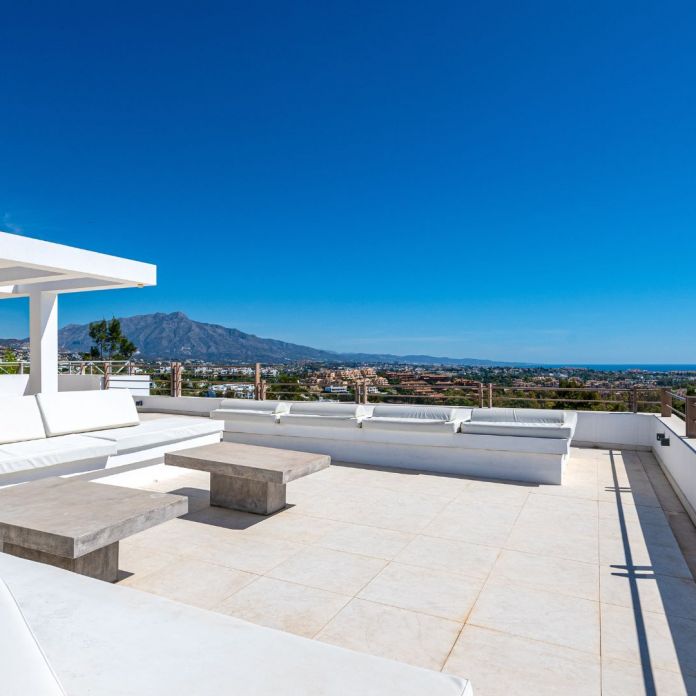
[0,373,151,396]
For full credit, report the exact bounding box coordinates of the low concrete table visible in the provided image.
[0,477,187,582]
[165,442,330,515]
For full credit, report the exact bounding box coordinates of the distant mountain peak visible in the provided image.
[51,311,527,366]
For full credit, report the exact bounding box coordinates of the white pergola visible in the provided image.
[0,231,156,394]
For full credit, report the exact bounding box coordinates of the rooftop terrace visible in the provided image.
[98,438,696,696]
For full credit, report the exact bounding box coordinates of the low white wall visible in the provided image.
[651,416,696,525]
[573,411,655,449]
[0,374,30,395]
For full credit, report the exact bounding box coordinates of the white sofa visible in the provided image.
[0,553,473,696]
[215,400,576,484]
[0,390,223,485]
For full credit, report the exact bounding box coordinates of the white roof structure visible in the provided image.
[0,231,156,394]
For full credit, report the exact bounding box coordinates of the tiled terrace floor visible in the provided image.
[101,446,696,696]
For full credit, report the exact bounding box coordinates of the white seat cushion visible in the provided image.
[361,417,461,434]
[370,405,471,421]
[0,434,115,476]
[0,396,46,444]
[0,553,472,696]
[84,417,223,455]
[37,390,140,437]
[0,579,65,695]
[463,408,577,439]
[218,399,290,414]
[287,403,373,418]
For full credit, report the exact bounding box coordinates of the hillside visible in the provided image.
[50,311,527,365]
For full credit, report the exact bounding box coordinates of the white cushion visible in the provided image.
[370,405,471,421]
[0,434,115,476]
[0,396,46,444]
[288,402,373,418]
[218,399,290,414]
[0,579,65,695]
[36,390,140,437]
[84,417,223,455]
[0,553,472,696]
[460,422,574,439]
[470,407,566,424]
[362,417,461,434]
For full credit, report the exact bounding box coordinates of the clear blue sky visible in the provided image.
[1,1,695,363]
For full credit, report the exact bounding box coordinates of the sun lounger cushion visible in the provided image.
[0,435,115,476]
[286,403,373,419]
[460,408,577,439]
[84,416,223,455]
[217,399,290,414]
[0,396,47,444]
[36,390,140,437]
[0,554,472,696]
[368,405,471,421]
[0,579,65,696]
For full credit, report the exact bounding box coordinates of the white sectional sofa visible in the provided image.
[215,400,576,484]
[0,390,223,485]
[0,553,473,696]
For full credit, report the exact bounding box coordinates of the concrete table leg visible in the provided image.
[210,473,286,515]
[3,541,120,582]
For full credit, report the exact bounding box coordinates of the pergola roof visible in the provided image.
[0,231,156,299]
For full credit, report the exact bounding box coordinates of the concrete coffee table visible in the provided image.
[0,477,187,582]
[166,442,330,515]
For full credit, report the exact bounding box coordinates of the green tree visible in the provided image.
[2,348,19,373]
[86,318,137,360]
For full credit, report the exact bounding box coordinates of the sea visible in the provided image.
[543,364,696,372]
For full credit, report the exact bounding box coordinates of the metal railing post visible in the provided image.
[660,388,671,417]
[170,361,182,398]
[478,382,484,408]
[103,362,111,390]
[686,396,696,439]
[487,383,493,408]
[631,385,638,413]
[354,381,361,404]
[254,363,261,400]
[260,380,267,400]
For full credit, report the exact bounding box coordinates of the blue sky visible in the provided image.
[1,1,695,363]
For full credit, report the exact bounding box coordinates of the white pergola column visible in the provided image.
[27,291,58,394]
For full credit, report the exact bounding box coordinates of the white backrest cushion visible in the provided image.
[0,396,47,444]
[219,399,290,414]
[0,580,65,695]
[471,407,566,424]
[37,390,140,437]
[289,403,372,418]
[371,405,469,421]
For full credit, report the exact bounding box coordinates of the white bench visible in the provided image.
[0,553,473,696]
[214,401,577,484]
[0,390,223,485]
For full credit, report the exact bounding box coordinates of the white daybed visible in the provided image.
[0,390,222,485]
[0,553,473,696]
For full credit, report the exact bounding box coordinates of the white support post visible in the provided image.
[27,291,59,394]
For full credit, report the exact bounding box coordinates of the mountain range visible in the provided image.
[4,312,529,366]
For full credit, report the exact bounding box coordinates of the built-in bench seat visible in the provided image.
[213,399,576,484]
[0,391,223,485]
[0,553,473,696]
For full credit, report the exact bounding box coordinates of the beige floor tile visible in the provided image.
[444,625,601,696]
[358,562,483,621]
[599,534,692,580]
[601,657,696,696]
[600,565,696,622]
[469,577,600,654]
[185,535,305,574]
[215,576,350,638]
[128,557,258,609]
[423,499,521,546]
[396,535,500,581]
[117,543,176,585]
[600,602,696,676]
[489,549,599,601]
[316,598,462,671]
[267,546,386,594]
[246,511,346,544]
[316,523,414,559]
[598,500,671,525]
[505,514,599,565]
